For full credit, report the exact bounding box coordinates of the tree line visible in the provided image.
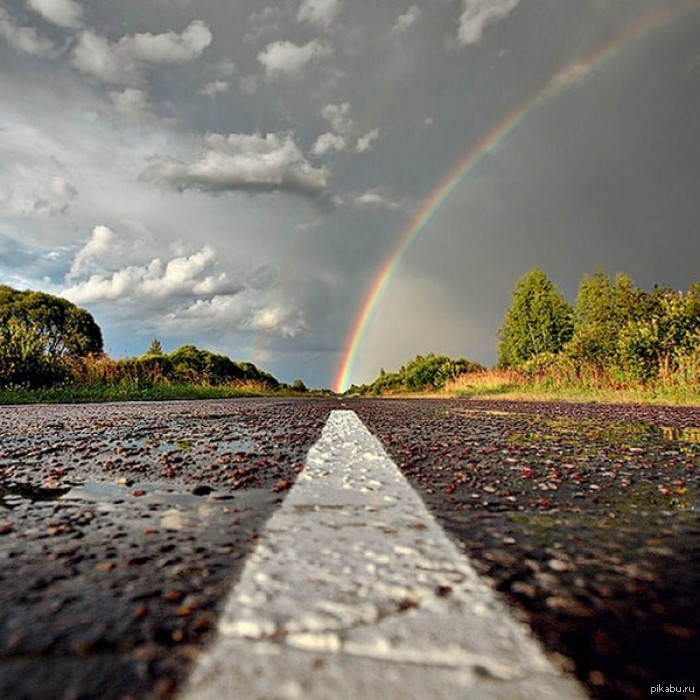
[4,271,697,397]
[349,353,484,395]
[497,269,700,384]
[351,268,698,396]
[0,285,279,390]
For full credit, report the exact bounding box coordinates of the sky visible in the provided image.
[1,0,699,390]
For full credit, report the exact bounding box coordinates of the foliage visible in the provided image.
[291,379,308,392]
[497,269,574,368]
[144,338,164,356]
[64,344,280,390]
[0,381,281,405]
[483,269,699,401]
[0,285,287,397]
[349,353,484,395]
[447,364,699,406]
[566,271,652,369]
[0,286,102,388]
[564,274,700,383]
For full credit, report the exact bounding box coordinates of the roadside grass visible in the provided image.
[0,380,309,405]
[442,370,700,406]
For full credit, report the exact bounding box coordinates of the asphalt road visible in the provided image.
[0,398,698,699]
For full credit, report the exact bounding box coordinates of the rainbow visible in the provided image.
[333,0,699,393]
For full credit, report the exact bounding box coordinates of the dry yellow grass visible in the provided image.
[439,369,700,406]
[445,370,520,394]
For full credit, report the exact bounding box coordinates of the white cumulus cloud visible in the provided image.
[68,224,113,279]
[355,128,379,153]
[321,102,353,134]
[123,21,212,63]
[144,132,328,195]
[249,305,306,338]
[352,189,401,211]
[200,79,229,97]
[297,0,341,29]
[138,246,226,298]
[72,20,212,86]
[458,0,519,46]
[311,132,346,155]
[391,6,421,35]
[167,296,305,338]
[0,8,55,56]
[258,39,331,80]
[62,244,240,304]
[27,0,83,29]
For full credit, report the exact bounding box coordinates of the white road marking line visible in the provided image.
[180,410,588,699]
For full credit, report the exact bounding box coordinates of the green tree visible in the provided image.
[616,283,700,380]
[497,269,573,367]
[0,286,102,360]
[362,353,484,394]
[0,286,103,387]
[144,338,164,356]
[162,345,279,388]
[567,271,652,369]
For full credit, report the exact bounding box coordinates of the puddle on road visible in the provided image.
[66,479,232,504]
[61,480,270,532]
[1,478,277,533]
[0,482,71,510]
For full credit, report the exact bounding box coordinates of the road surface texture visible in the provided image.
[353,399,700,699]
[0,397,698,699]
[0,399,332,699]
[181,409,585,700]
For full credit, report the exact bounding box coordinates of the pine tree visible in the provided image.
[145,338,164,356]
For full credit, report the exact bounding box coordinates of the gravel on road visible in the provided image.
[1,397,698,700]
[0,399,333,700]
[353,398,700,700]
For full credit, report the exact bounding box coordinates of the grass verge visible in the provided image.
[0,381,307,405]
[442,370,700,406]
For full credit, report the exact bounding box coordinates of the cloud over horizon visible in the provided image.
[62,233,239,305]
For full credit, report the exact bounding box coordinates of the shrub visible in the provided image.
[357,353,484,394]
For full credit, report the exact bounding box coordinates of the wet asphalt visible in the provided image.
[0,397,698,699]
[353,399,700,700]
[0,399,333,700]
